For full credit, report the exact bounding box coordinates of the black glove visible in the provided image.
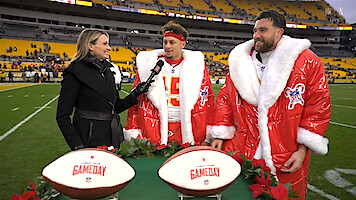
[132,80,154,97]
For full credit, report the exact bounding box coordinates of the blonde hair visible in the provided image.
[70,28,109,63]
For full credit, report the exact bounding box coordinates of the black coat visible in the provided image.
[56,54,137,150]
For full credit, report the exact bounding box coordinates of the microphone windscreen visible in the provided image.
[153,60,164,74]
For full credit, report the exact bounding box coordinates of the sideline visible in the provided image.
[0,95,59,142]
[0,83,36,92]
[307,184,340,200]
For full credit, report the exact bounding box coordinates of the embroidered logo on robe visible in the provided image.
[168,130,174,137]
[200,86,209,106]
[285,83,305,110]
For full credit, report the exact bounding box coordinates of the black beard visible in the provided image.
[255,39,274,53]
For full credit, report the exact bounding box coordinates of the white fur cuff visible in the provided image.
[208,125,236,140]
[297,127,329,155]
[123,129,142,141]
[204,125,214,143]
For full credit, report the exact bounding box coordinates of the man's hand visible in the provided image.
[201,141,210,146]
[211,139,224,150]
[281,144,308,173]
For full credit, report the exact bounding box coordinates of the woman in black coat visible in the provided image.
[56,29,149,150]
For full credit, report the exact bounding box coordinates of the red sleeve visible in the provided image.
[299,51,331,136]
[215,74,235,126]
[297,50,330,155]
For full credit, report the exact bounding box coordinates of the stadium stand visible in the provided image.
[0,0,355,83]
[158,0,181,8]
[110,47,136,62]
[231,0,260,17]
[204,52,229,66]
[182,0,213,12]
[0,39,76,60]
[209,0,234,13]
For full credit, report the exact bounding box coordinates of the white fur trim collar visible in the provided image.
[136,49,205,145]
[229,35,311,174]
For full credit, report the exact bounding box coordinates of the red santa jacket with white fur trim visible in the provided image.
[210,36,330,199]
[124,49,215,146]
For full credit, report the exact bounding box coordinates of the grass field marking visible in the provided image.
[329,121,356,129]
[307,184,340,200]
[325,169,356,197]
[121,89,130,95]
[332,104,356,109]
[346,187,356,197]
[0,83,35,92]
[325,169,353,188]
[0,95,59,142]
[335,168,356,175]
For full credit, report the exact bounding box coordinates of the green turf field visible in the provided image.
[0,83,355,200]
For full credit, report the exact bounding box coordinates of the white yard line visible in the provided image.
[34,106,51,109]
[330,121,356,129]
[332,104,356,109]
[0,95,59,142]
[121,90,130,95]
[335,168,356,175]
[307,184,340,200]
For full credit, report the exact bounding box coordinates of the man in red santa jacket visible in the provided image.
[125,21,215,146]
[209,10,330,199]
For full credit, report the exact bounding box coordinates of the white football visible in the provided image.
[42,148,135,199]
[158,146,241,196]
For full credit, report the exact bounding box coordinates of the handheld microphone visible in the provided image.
[145,60,164,83]
[135,60,164,94]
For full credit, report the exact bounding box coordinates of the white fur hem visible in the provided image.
[204,125,214,143]
[297,127,329,155]
[208,125,236,140]
[123,129,142,141]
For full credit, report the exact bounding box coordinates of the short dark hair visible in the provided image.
[255,10,286,33]
[162,21,189,41]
